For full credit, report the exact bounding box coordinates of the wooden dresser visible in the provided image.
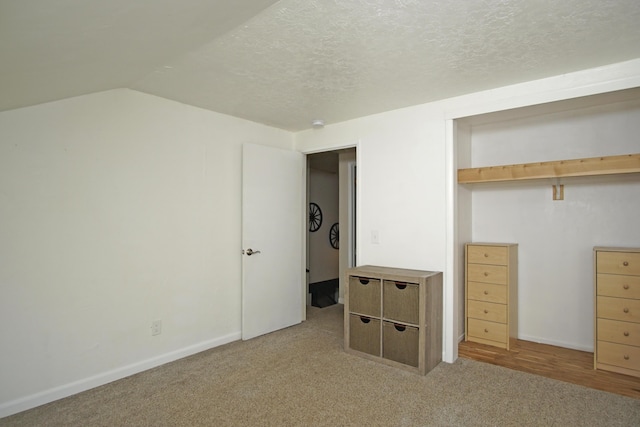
[465,243,518,350]
[344,265,442,375]
[594,247,640,377]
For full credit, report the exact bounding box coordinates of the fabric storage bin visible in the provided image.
[382,321,419,367]
[349,314,381,356]
[349,276,381,316]
[383,280,419,324]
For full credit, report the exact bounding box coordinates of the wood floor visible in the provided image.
[458,339,640,399]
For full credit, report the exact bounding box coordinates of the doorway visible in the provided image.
[306,148,356,308]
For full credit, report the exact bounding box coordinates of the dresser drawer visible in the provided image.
[348,276,381,317]
[597,251,640,276]
[597,341,640,372]
[467,300,507,323]
[597,274,640,300]
[467,318,507,344]
[467,282,507,304]
[597,318,640,347]
[383,280,419,324]
[467,245,508,266]
[467,264,508,285]
[597,296,640,323]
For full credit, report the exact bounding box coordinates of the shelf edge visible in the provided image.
[457,153,640,184]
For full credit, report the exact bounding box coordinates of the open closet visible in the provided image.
[454,87,640,354]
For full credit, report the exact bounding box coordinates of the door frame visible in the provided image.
[301,143,359,318]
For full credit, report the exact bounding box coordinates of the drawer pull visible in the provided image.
[358,278,370,285]
[624,331,630,337]
[359,316,371,324]
[623,261,629,267]
[484,291,489,295]
[484,272,489,276]
[623,284,630,290]
[484,328,489,333]
[395,282,407,290]
[394,324,406,332]
[484,309,489,314]
[623,308,629,314]
[624,355,630,360]
[484,253,489,257]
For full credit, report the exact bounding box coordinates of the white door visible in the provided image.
[242,143,305,340]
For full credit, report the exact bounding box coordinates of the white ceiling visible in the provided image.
[2,0,640,131]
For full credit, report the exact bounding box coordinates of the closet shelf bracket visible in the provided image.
[552,179,564,201]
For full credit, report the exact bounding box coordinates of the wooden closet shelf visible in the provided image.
[457,153,640,184]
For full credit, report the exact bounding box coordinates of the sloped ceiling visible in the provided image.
[2,0,640,131]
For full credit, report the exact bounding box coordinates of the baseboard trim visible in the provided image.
[0,332,241,419]
[517,334,592,352]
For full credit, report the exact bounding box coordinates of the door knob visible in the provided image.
[244,248,261,256]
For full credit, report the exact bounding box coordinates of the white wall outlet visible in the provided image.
[151,320,162,336]
[371,230,380,244]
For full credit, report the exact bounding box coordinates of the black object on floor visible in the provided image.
[309,278,338,308]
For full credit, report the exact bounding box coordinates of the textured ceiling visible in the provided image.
[0,0,279,113]
[2,0,640,131]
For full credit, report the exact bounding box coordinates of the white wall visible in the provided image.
[0,89,293,416]
[308,168,339,284]
[297,105,448,272]
[466,98,640,350]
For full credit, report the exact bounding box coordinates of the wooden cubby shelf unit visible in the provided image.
[457,153,640,184]
[344,265,443,375]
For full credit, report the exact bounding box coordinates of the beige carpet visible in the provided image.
[3,304,640,426]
